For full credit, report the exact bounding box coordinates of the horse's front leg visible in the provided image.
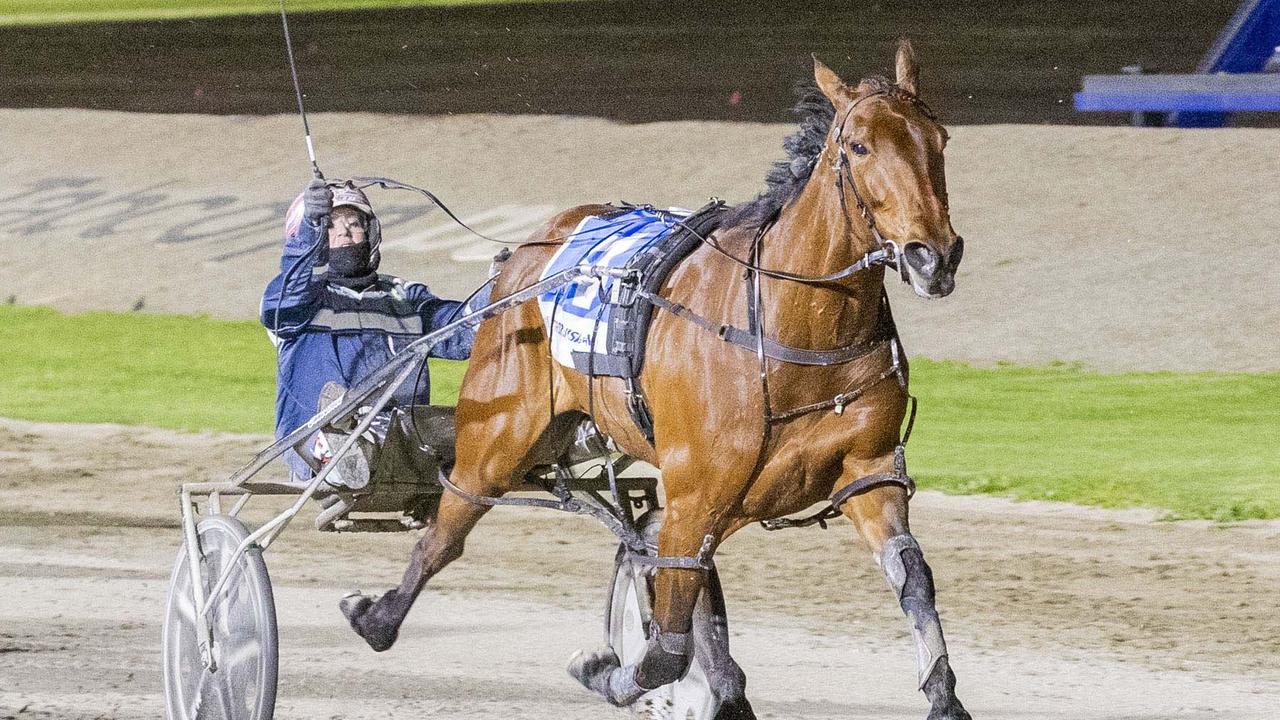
[568,504,721,707]
[839,454,972,720]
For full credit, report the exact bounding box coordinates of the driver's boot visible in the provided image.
[315,382,376,491]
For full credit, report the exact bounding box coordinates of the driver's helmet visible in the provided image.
[332,183,374,218]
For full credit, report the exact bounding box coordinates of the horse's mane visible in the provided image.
[723,75,920,229]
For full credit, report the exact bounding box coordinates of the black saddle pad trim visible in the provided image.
[598,200,730,379]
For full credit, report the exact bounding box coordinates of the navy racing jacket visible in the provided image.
[262,197,475,476]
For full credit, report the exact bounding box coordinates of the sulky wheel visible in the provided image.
[163,514,278,720]
[605,511,720,720]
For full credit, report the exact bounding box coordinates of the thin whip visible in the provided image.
[279,0,323,179]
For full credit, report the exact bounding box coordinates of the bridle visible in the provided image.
[829,90,911,286]
[692,86,943,288]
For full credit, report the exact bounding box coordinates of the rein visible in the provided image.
[697,219,900,286]
[347,176,531,246]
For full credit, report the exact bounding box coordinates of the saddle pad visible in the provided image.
[538,207,688,369]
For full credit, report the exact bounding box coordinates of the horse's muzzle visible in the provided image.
[902,237,963,298]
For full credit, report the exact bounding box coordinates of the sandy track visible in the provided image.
[4,110,1279,371]
[1,417,1277,719]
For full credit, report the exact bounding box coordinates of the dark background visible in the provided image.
[0,0,1260,124]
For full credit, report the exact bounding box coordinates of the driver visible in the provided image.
[261,178,482,488]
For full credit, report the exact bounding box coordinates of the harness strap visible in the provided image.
[627,534,716,571]
[767,342,900,422]
[640,289,887,367]
[760,445,914,532]
[829,470,916,509]
[699,232,898,285]
[902,393,918,444]
[433,466,715,570]
[832,444,914,507]
[435,465,586,512]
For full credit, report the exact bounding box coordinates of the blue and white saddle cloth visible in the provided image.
[538,207,689,369]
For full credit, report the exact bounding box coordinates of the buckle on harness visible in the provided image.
[833,392,850,415]
[880,240,911,284]
[610,269,642,307]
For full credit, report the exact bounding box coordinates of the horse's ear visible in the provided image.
[895,38,920,95]
[813,55,857,107]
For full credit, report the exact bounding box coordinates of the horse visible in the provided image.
[340,40,970,720]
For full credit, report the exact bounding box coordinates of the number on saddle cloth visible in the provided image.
[537,202,728,380]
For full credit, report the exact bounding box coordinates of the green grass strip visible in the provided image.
[1,304,1276,520]
[0,304,465,435]
[906,361,1280,522]
[1,0,578,27]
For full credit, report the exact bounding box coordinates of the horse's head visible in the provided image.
[814,41,962,299]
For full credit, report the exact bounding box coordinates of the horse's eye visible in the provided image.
[851,142,869,156]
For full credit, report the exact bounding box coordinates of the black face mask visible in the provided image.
[328,243,376,288]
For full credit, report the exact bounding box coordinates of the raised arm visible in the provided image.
[261,180,331,338]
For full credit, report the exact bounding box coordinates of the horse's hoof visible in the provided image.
[566,647,621,694]
[339,591,372,623]
[926,702,972,720]
[931,702,967,717]
[339,592,399,652]
[715,695,759,720]
[568,647,644,706]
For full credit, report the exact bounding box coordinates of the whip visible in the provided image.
[278,0,323,179]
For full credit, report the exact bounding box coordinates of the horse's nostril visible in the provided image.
[903,242,939,274]
[948,237,964,270]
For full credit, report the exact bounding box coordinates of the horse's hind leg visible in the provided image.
[840,461,971,720]
[340,488,489,651]
[341,408,579,652]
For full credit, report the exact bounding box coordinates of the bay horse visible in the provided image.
[341,41,970,720]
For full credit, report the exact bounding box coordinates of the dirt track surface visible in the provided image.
[4,109,1279,371]
[2,417,1278,719]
